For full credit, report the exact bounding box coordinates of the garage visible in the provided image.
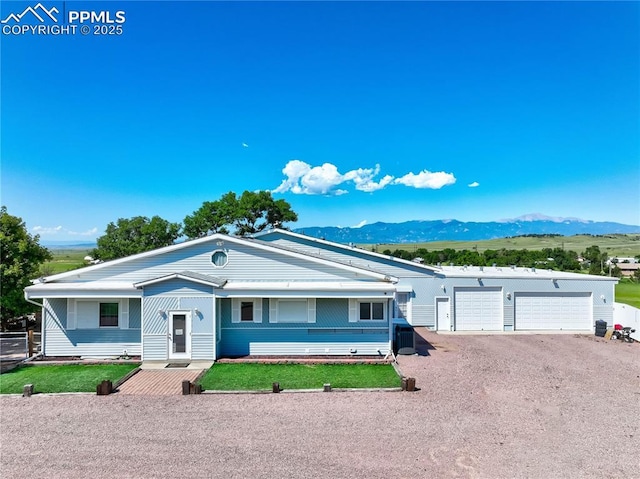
[514,292,592,330]
[454,287,503,331]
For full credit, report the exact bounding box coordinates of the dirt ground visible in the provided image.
[1,329,638,478]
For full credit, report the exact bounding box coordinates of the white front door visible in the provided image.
[169,312,191,360]
[436,297,451,331]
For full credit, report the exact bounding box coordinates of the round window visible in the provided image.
[211,250,228,267]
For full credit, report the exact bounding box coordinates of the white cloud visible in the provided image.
[32,225,63,235]
[468,181,480,188]
[352,220,368,228]
[344,164,395,193]
[32,226,98,237]
[274,161,456,195]
[393,170,456,189]
[273,160,366,195]
[300,162,346,195]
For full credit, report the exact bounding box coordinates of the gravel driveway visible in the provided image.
[1,329,638,478]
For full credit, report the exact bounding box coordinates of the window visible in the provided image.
[271,299,316,323]
[232,298,262,323]
[67,299,128,330]
[395,293,409,319]
[212,250,228,267]
[100,303,119,327]
[359,302,385,321]
[240,301,253,322]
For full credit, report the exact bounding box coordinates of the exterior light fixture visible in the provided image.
[506,292,511,300]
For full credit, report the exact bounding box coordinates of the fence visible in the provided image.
[613,302,640,329]
[0,331,41,361]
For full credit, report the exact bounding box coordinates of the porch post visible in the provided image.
[212,294,217,360]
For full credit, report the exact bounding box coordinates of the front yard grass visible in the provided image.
[0,364,139,394]
[615,281,640,309]
[197,363,401,391]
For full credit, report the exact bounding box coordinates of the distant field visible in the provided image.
[43,247,91,274]
[361,234,640,257]
[615,281,640,309]
[42,234,640,275]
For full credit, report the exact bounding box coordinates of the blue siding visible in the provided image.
[45,298,67,329]
[66,240,366,283]
[143,335,167,360]
[219,298,389,329]
[129,299,142,329]
[219,328,389,357]
[181,297,214,335]
[43,298,141,358]
[143,279,213,296]
[191,334,214,359]
[219,298,390,357]
[142,296,177,335]
[140,292,215,360]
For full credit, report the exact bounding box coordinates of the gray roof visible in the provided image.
[134,271,227,288]
[243,237,398,281]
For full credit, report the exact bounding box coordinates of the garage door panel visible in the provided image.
[515,293,591,330]
[454,287,503,331]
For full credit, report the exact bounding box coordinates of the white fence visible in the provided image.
[613,302,640,328]
[613,302,639,341]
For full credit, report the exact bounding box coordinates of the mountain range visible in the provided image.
[293,214,640,244]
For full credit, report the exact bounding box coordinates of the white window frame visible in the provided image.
[231,298,262,323]
[268,298,316,324]
[67,299,129,330]
[211,249,228,268]
[349,299,387,323]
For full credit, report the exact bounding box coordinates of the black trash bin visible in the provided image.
[394,320,415,354]
[595,320,607,337]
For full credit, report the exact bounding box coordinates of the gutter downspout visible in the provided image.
[24,293,45,359]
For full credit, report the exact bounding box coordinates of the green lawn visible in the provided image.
[615,281,640,309]
[0,363,139,394]
[198,363,401,391]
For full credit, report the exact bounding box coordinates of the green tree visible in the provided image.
[92,216,181,261]
[185,190,298,238]
[234,190,298,235]
[0,206,52,330]
[610,264,622,278]
[583,245,607,275]
[183,199,233,238]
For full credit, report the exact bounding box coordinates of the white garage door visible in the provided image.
[454,287,503,331]
[515,293,592,330]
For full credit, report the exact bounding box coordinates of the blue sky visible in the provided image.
[2,1,639,241]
